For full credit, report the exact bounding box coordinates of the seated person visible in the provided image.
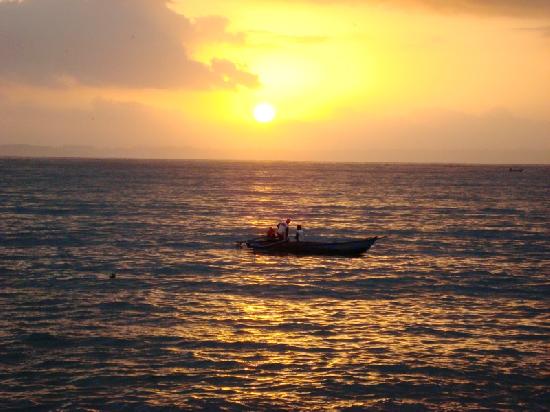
[266,226,276,239]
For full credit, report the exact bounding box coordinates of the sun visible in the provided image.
[253,102,276,123]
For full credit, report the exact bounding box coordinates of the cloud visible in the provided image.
[285,0,550,17]
[246,31,329,49]
[0,0,258,89]
[517,26,550,37]
[318,107,550,154]
[0,96,199,147]
[403,0,550,17]
[250,31,329,44]
[190,16,246,45]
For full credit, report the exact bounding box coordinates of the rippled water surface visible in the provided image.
[0,159,549,411]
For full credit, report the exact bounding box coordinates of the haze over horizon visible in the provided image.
[1,0,549,163]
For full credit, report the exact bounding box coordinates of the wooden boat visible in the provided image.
[509,167,524,172]
[245,236,380,256]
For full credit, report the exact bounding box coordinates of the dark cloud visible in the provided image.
[0,0,258,89]
[285,0,550,17]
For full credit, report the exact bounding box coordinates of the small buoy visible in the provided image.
[110,272,116,279]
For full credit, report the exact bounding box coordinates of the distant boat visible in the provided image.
[244,236,380,256]
[509,167,524,172]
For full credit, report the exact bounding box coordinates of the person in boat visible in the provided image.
[276,222,285,240]
[277,219,291,240]
[285,219,291,239]
[266,226,276,239]
[295,224,304,242]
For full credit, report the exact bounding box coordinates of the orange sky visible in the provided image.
[0,0,549,163]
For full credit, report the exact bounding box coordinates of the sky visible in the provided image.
[0,0,549,163]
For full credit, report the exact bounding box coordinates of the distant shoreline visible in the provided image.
[0,155,547,166]
[1,143,548,165]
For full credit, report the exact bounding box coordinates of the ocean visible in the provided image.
[0,158,548,411]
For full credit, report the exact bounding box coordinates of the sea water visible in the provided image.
[0,159,548,410]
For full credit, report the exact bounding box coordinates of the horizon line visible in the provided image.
[0,155,547,167]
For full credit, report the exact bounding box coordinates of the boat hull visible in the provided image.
[245,236,379,256]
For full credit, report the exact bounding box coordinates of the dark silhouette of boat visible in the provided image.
[245,236,380,256]
[509,167,524,172]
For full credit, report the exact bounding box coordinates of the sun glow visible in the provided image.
[253,102,276,123]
